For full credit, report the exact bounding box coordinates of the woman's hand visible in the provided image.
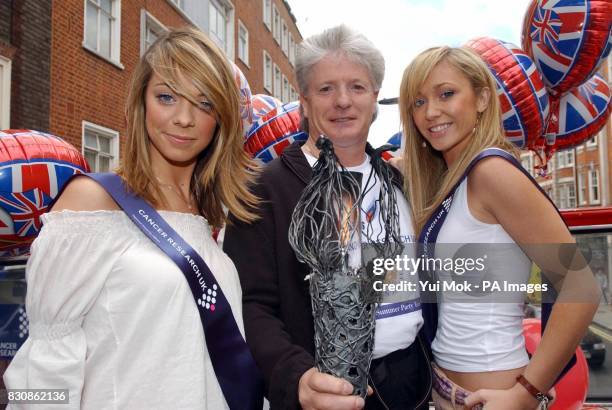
[465,383,549,410]
[298,367,366,410]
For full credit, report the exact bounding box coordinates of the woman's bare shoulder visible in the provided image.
[50,175,120,212]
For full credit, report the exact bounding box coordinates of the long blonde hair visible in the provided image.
[399,46,518,235]
[117,27,259,228]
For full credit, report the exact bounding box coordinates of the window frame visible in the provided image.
[578,172,588,206]
[289,35,295,66]
[272,5,281,44]
[289,85,297,102]
[282,74,289,102]
[555,150,574,169]
[263,51,273,93]
[589,168,601,205]
[0,56,11,130]
[238,20,249,66]
[209,0,235,60]
[82,121,120,172]
[262,0,272,30]
[140,9,167,56]
[557,180,575,209]
[282,21,289,56]
[273,64,281,100]
[82,0,123,69]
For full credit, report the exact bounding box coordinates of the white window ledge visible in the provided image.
[82,44,125,70]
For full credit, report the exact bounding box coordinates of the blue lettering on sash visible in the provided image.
[375,299,421,320]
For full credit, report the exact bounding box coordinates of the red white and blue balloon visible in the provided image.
[546,73,611,150]
[230,62,253,137]
[245,101,307,163]
[466,37,550,149]
[522,0,612,96]
[381,132,403,161]
[251,94,284,127]
[0,129,90,261]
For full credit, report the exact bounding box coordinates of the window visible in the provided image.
[272,5,280,44]
[84,0,122,65]
[274,64,281,100]
[82,122,119,172]
[238,20,249,65]
[578,173,587,205]
[140,10,167,56]
[263,51,272,92]
[567,183,576,208]
[556,150,574,169]
[587,134,598,148]
[0,56,11,129]
[289,35,295,66]
[209,0,234,58]
[566,150,574,167]
[289,85,297,102]
[589,168,600,204]
[262,0,271,30]
[282,22,289,56]
[558,182,576,209]
[282,75,289,102]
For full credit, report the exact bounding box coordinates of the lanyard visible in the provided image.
[84,173,263,410]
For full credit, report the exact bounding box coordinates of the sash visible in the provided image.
[82,173,263,410]
[418,148,576,379]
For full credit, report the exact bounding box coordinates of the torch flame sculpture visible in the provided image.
[289,136,402,397]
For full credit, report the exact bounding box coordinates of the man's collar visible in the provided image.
[279,140,402,187]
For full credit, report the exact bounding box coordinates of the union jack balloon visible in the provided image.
[0,129,89,261]
[381,132,403,161]
[522,0,612,96]
[230,61,253,138]
[245,101,307,163]
[466,37,550,149]
[547,73,611,150]
[251,94,283,122]
[249,94,284,135]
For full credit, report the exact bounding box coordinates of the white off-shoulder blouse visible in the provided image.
[3,210,244,410]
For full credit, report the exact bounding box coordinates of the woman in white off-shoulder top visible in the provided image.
[3,28,259,409]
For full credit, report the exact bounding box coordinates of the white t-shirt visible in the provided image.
[303,150,423,358]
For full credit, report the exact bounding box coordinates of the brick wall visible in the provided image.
[0,1,11,45]
[48,0,191,153]
[235,0,302,98]
[9,0,51,131]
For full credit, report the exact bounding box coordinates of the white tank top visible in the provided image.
[431,176,531,372]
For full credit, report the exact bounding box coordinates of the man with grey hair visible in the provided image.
[225,25,430,410]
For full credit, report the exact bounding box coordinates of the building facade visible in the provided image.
[521,55,612,210]
[0,0,302,172]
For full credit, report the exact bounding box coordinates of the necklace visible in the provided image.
[155,177,194,211]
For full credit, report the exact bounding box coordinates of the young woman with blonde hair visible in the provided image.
[4,27,260,409]
[398,46,598,409]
